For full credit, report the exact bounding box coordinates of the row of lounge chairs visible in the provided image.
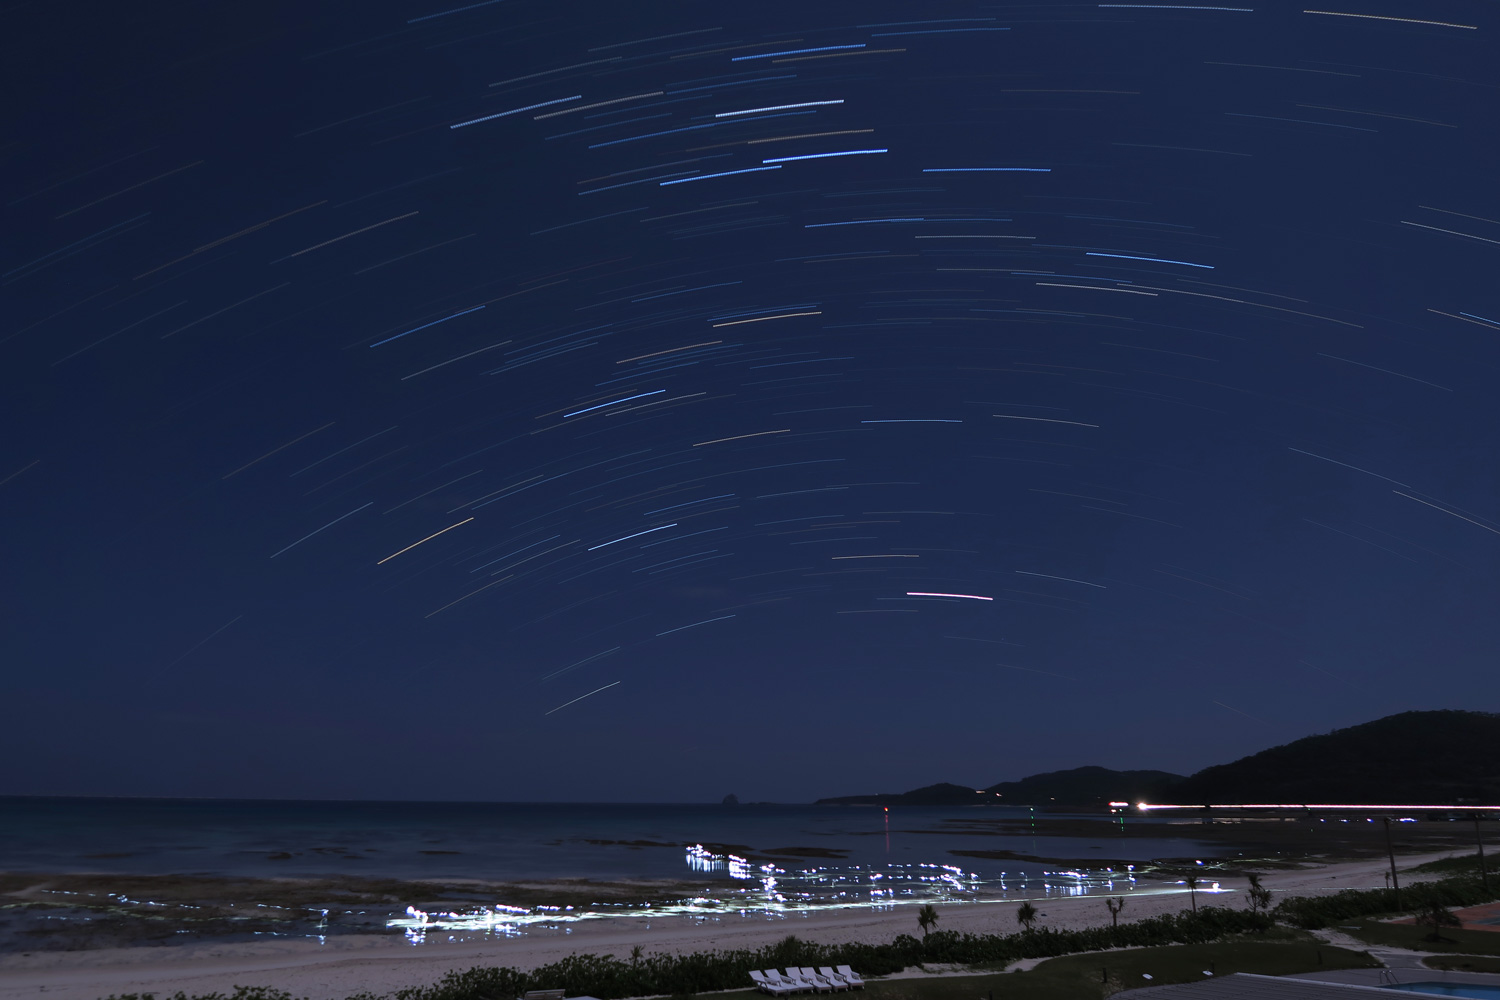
[749,967,865,994]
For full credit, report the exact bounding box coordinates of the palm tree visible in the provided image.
[1414,902,1462,943]
[1105,897,1125,929]
[1017,901,1039,932]
[1246,873,1272,913]
[630,945,643,966]
[1184,873,1200,913]
[917,903,939,938]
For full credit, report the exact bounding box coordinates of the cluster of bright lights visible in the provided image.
[386,846,1176,943]
[686,842,765,880]
[390,902,557,944]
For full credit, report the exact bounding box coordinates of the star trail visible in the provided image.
[3,0,1497,803]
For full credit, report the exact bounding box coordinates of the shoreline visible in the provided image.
[0,849,1474,1000]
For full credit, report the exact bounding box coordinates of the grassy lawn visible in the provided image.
[1407,853,1495,878]
[1425,956,1500,974]
[822,942,1377,1000]
[1342,920,1500,956]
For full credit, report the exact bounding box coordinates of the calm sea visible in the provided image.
[0,798,1222,942]
[1,797,1216,880]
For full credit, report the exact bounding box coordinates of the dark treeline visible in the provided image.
[104,872,1494,1000]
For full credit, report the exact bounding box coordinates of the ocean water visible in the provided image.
[1,797,1215,879]
[0,797,1224,942]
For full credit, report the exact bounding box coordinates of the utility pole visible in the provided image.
[1477,815,1490,892]
[1383,817,1401,909]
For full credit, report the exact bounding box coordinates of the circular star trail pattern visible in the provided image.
[4,0,1498,801]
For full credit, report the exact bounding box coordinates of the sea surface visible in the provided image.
[1,797,1225,943]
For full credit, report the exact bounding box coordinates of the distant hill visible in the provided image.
[817,782,992,807]
[986,766,1184,806]
[814,710,1500,808]
[1169,710,1500,805]
[815,769,1184,807]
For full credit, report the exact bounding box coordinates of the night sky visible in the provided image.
[4,0,1497,805]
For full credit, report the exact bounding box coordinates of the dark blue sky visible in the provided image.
[4,0,1496,804]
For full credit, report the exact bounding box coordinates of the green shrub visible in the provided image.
[1273,874,1495,929]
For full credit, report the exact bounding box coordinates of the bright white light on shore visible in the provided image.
[384,845,1164,944]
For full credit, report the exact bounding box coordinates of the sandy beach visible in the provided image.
[0,850,1467,1000]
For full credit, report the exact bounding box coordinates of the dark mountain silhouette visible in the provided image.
[814,710,1500,807]
[986,766,1184,806]
[816,771,1183,807]
[817,782,993,806]
[1169,710,1500,805]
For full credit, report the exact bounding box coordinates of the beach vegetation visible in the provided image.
[1016,901,1039,932]
[103,989,303,1000]
[1413,902,1463,942]
[1244,873,1270,913]
[1104,897,1124,928]
[1272,872,1495,929]
[916,904,938,938]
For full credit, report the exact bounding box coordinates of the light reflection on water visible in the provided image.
[386,843,1156,945]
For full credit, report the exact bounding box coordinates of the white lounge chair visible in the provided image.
[764,970,806,993]
[801,968,842,991]
[818,967,851,990]
[835,966,865,988]
[786,968,827,993]
[750,971,794,996]
[786,970,819,993]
